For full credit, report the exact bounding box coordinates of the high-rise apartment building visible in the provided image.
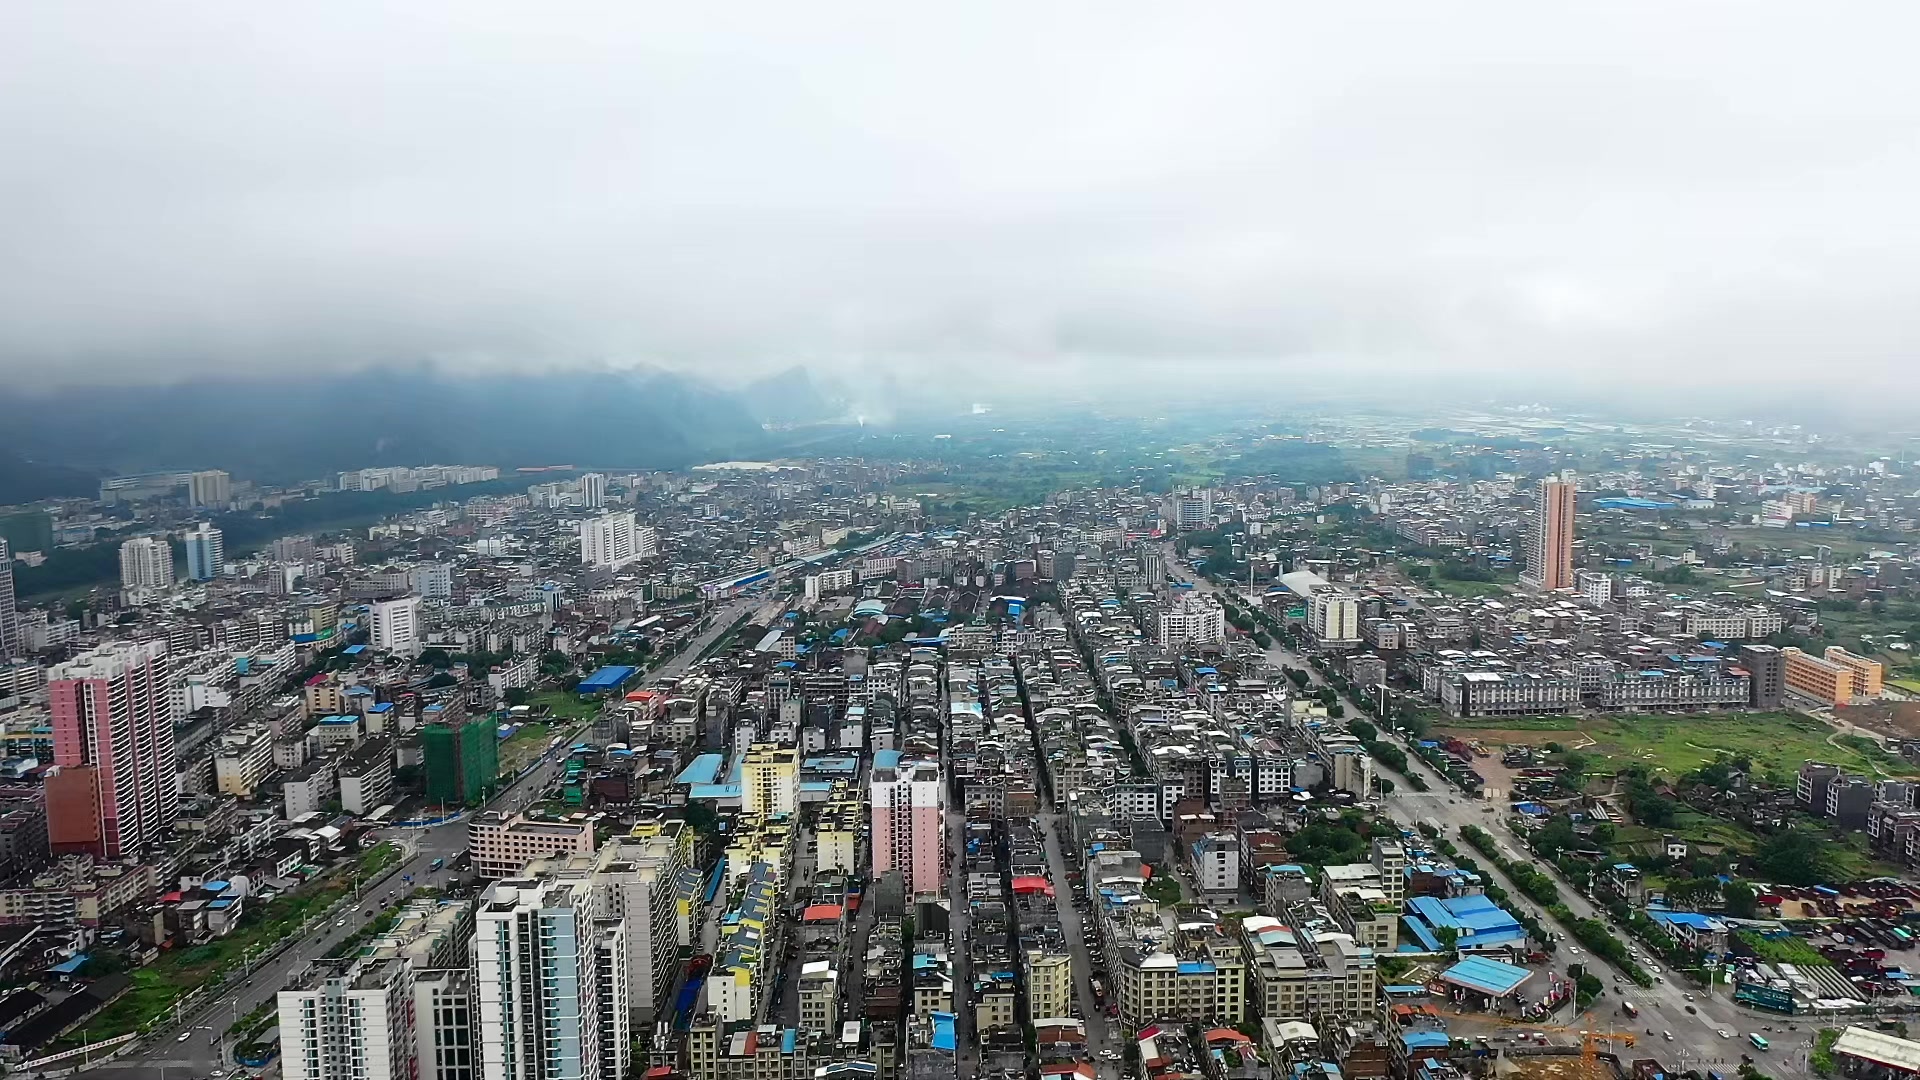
[1309,590,1361,647]
[0,539,14,659]
[120,536,173,591]
[528,827,691,1024]
[188,469,233,509]
[579,472,607,510]
[46,640,177,857]
[279,957,415,1080]
[741,743,798,817]
[871,750,944,896]
[368,595,423,656]
[473,878,628,1080]
[414,970,474,1080]
[1157,593,1226,648]
[633,526,659,560]
[579,512,639,569]
[182,522,225,581]
[1521,475,1576,591]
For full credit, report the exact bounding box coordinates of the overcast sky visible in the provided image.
[3,2,1918,400]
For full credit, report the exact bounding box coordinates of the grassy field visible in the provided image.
[1435,711,1919,780]
[528,690,601,721]
[1738,929,1831,966]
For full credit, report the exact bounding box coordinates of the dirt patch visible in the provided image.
[1836,701,1920,741]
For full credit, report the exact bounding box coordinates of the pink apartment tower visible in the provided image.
[870,750,945,896]
[47,640,177,859]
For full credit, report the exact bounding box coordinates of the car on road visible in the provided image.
[178,1032,193,1043]
[335,917,347,927]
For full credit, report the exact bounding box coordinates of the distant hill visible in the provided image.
[0,449,97,506]
[738,366,847,427]
[0,369,772,483]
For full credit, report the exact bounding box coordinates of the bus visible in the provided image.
[1621,1002,1639,1019]
[1749,1034,1769,1052]
[430,857,445,872]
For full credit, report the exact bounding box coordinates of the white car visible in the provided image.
[177,1032,193,1043]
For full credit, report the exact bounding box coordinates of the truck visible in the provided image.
[1621,1002,1639,1019]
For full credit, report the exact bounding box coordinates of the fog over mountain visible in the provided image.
[2,2,1919,416]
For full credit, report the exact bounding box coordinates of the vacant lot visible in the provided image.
[1435,711,1918,781]
[498,721,553,775]
[529,690,601,721]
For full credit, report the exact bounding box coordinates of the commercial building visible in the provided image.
[469,812,598,879]
[367,595,423,657]
[278,957,415,1080]
[119,536,172,591]
[183,522,225,581]
[1783,647,1856,706]
[47,640,177,858]
[423,716,497,807]
[581,512,641,569]
[1520,476,1576,592]
[473,877,628,1080]
[870,750,944,897]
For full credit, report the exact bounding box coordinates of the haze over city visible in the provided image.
[7,11,1920,1080]
[3,1,1919,410]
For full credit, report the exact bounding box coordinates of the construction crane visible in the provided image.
[1458,1012,1639,1078]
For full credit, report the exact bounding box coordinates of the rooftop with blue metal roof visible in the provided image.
[1440,955,1533,997]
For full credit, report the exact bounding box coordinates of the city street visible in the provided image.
[1037,811,1121,1077]
[1181,563,1811,1074]
[80,599,764,1080]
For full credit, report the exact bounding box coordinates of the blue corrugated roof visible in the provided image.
[931,1012,957,1052]
[1402,1032,1451,1051]
[1441,955,1532,996]
[577,665,637,693]
[675,754,724,786]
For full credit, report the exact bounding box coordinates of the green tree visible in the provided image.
[418,647,453,669]
[503,687,530,707]
[1756,830,1833,887]
[1348,718,1378,742]
[1722,880,1759,919]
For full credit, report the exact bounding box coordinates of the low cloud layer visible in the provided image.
[3,2,1918,397]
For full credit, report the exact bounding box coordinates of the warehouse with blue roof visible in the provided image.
[576,665,637,695]
[1403,894,1527,953]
